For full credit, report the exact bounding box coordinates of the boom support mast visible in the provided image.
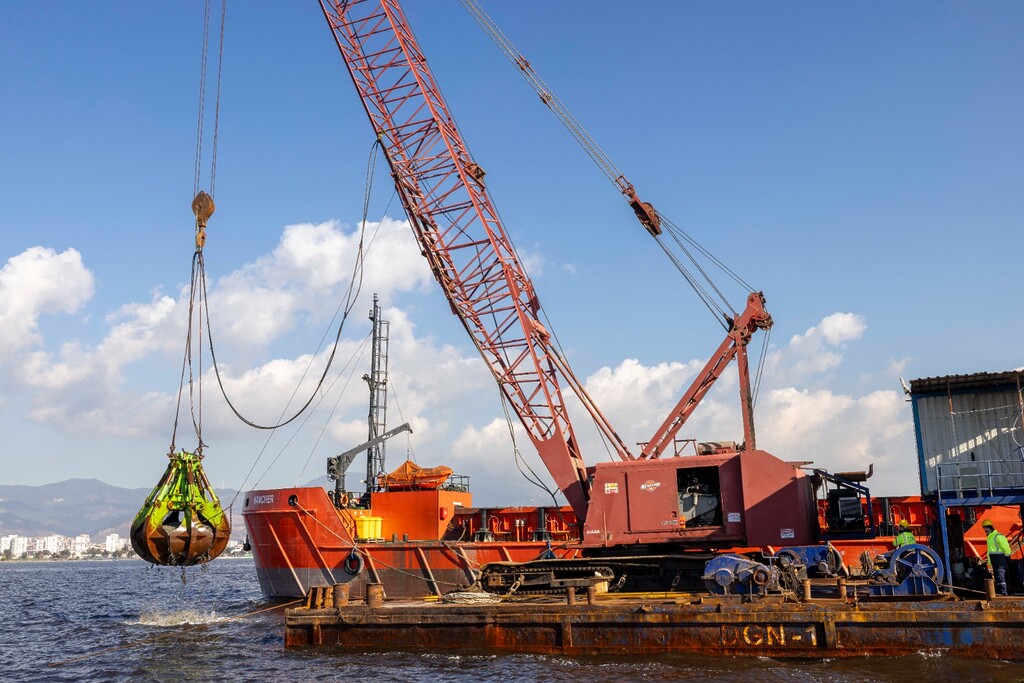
[642,292,772,458]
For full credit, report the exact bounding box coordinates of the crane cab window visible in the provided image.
[677,467,721,527]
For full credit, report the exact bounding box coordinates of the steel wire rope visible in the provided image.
[252,332,371,488]
[207,139,381,433]
[196,251,205,451]
[462,0,774,467]
[232,197,399,502]
[227,141,387,507]
[224,140,385,506]
[497,388,577,537]
[192,0,227,198]
[283,186,399,488]
[499,388,554,496]
[208,0,226,198]
[662,225,740,319]
[652,237,731,330]
[168,0,227,455]
[288,332,373,487]
[384,375,415,464]
[752,325,772,410]
[460,0,627,190]
[661,214,756,291]
[192,0,211,197]
[536,306,620,464]
[463,0,760,329]
[169,250,210,454]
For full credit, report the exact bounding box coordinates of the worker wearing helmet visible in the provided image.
[982,520,1012,595]
[893,519,916,548]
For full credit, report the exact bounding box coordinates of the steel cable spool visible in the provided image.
[130,450,231,566]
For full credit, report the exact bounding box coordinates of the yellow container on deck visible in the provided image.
[355,516,383,539]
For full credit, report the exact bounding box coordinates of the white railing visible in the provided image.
[935,457,1024,498]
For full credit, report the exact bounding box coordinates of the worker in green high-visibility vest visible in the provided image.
[893,519,916,548]
[982,519,1013,596]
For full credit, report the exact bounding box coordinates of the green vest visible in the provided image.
[894,531,915,548]
[987,530,1011,556]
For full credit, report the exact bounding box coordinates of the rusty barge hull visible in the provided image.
[285,598,1024,659]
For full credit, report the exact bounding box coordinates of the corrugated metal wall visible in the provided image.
[916,389,1024,494]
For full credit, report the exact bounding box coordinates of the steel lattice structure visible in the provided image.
[318,0,625,515]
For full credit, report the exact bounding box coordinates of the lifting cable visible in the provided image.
[498,388,575,537]
[259,331,370,490]
[174,0,389,476]
[129,0,235,573]
[201,138,383,434]
[229,329,371,498]
[175,0,389,443]
[460,0,762,336]
[169,0,227,455]
[223,139,389,507]
[461,0,770,398]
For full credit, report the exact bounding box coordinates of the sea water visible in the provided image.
[0,559,1017,682]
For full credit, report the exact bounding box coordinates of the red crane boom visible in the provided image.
[317,3,803,555]
[318,0,634,517]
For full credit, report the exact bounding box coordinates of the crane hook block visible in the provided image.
[192,191,215,249]
[130,450,231,566]
[629,198,662,237]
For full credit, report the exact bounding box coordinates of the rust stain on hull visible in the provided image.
[285,597,1024,659]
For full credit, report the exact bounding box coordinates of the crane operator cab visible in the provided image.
[678,467,722,527]
[581,446,818,551]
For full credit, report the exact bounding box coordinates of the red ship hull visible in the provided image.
[244,485,1013,599]
[243,486,580,599]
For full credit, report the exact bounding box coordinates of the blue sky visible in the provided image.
[0,2,1021,503]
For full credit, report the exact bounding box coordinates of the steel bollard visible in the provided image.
[334,582,350,607]
[367,582,385,608]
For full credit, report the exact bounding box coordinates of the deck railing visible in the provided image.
[935,457,1024,498]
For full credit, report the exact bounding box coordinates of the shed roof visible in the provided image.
[909,369,1024,395]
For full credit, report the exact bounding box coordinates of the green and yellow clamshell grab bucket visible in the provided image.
[130,450,231,566]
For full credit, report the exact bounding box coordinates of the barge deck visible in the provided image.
[285,590,1023,659]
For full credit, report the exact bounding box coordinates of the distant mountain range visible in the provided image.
[0,479,243,540]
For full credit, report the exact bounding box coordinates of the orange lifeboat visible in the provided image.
[378,460,453,491]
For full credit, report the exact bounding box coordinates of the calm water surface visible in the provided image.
[0,559,1018,682]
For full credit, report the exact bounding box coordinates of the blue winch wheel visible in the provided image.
[889,543,944,585]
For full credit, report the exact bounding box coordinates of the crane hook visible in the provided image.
[191,191,215,250]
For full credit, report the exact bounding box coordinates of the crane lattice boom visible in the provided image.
[319,0,635,516]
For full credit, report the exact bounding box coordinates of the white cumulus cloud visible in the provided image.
[0,247,94,356]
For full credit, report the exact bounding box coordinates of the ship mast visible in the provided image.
[364,294,390,494]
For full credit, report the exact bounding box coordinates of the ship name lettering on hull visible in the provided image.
[720,624,817,647]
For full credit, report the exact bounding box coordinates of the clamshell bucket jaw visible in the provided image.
[130,450,231,566]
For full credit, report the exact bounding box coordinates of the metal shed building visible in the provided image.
[909,370,1024,498]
